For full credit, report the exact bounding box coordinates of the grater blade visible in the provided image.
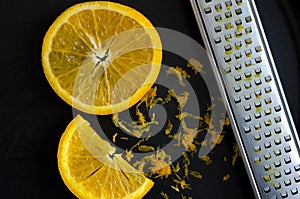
[190,0,300,198]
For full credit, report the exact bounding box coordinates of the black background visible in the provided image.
[0,0,299,198]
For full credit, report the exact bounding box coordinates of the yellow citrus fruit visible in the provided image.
[57,115,154,199]
[42,1,162,114]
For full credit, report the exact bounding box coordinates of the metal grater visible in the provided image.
[190,0,300,198]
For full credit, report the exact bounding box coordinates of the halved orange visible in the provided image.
[57,115,154,199]
[42,1,162,114]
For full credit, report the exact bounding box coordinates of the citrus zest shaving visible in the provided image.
[165,120,173,135]
[172,162,181,173]
[182,152,191,179]
[232,143,240,166]
[112,133,118,143]
[125,149,134,162]
[189,170,203,179]
[223,174,230,181]
[133,150,172,179]
[160,191,169,199]
[166,66,190,87]
[187,58,204,74]
[173,173,192,190]
[138,145,155,152]
[201,155,212,165]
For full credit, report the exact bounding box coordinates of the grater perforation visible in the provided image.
[190,0,300,198]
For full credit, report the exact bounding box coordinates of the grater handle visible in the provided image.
[190,0,300,198]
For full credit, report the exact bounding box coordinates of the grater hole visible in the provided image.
[245,37,252,45]
[254,100,262,108]
[244,126,251,133]
[274,138,282,145]
[274,160,281,168]
[284,145,291,153]
[294,164,300,171]
[224,44,232,52]
[254,90,262,98]
[245,16,252,23]
[274,116,281,123]
[284,179,292,186]
[264,110,271,119]
[254,156,261,163]
[255,79,262,86]
[244,71,252,78]
[204,7,212,14]
[264,131,271,138]
[264,97,272,105]
[274,149,282,156]
[235,8,242,15]
[254,133,261,141]
[214,37,222,44]
[254,123,261,130]
[274,127,282,134]
[225,11,232,18]
[274,182,281,190]
[284,156,292,164]
[264,86,272,93]
[235,19,242,26]
[205,0,212,3]
[235,0,243,5]
[264,164,271,171]
[244,93,252,100]
[244,115,251,122]
[284,135,291,142]
[291,188,298,195]
[254,67,262,75]
[294,176,300,183]
[214,25,222,33]
[264,141,271,149]
[235,30,243,38]
[235,41,242,50]
[263,186,271,193]
[225,1,232,9]
[255,45,262,52]
[235,52,242,59]
[225,22,234,30]
[245,49,252,57]
[245,82,252,90]
[234,96,241,104]
[254,145,261,152]
[264,119,272,127]
[245,27,252,34]
[214,14,222,22]
[215,3,222,12]
[281,191,288,198]
[234,85,241,93]
[265,75,272,82]
[263,175,271,182]
[235,63,242,70]
[254,112,261,119]
[224,33,232,41]
[234,74,242,81]
[224,56,231,63]
[264,153,271,160]
[274,171,281,179]
[224,67,231,74]
[244,104,251,111]
[284,168,292,175]
[274,105,281,112]
[255,56,262,63]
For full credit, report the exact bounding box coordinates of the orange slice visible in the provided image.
[57,115,154,199]
[42,1,162,114]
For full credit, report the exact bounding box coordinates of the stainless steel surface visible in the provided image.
[190,0,300,198]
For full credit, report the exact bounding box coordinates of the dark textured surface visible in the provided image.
[0,0,299,198]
